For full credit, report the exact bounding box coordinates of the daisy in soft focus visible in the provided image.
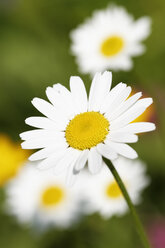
[6,163,81,229]
[0,134,29,186]
[82,156,150,218]
[20,71,155,184]
[70,5,151,75]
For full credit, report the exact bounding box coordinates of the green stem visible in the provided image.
[103,157,150,248]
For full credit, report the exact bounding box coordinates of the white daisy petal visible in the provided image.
[106,141,138,159]
[66,163,79,187]
[105,86,132,116]
[46,86,58,106]
[88,71,112,111]
[21,135,66,149]
[116,122,156,134]
[70,76,88,113]
[110,98,153,130]
[74,149,89,171]
[88,147,102,174]
[97,143,117,160]
[100,83,126,113]
[50,84,76,117]
[53,148,81,175]
[109,92,142,121]
[29,145,67,161]
[131,17,151,41]
[20,130,62,141]
[31,98,70,130]
[25,117,56,129]
[107,132,138,143]
[31,98,56,120]
[37,149,67,170]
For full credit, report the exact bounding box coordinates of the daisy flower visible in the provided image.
[82,156,150,218]
[6,163,81,228]
[0,134,29,186]
[20,71,155,184]
[70,5,151,75]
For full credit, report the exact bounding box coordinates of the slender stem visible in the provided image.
[103,157,150,248]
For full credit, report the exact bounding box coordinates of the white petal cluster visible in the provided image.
[70,6,151,75]
[20,71,155,184]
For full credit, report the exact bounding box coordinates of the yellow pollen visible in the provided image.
[65,111,109,150]
[106,181,122,199]
[101,36,124,57]
[41,186,64,207]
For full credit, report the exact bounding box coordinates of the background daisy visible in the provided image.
[6,163,82,229]
[82,156,150,218]
[71,5,151,75]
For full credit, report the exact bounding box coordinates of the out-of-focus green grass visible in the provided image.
[0,0,165,247]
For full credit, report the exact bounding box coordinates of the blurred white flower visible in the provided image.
[20,71,155,184]
[70,5,151,75]
[6,163,81,229]
[82,156,150,218]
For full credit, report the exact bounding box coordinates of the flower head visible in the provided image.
[70,5,151,75]
[82,156,150,218]
[20,71,155,184]
[6,163,81,228]
[0,134,29,186]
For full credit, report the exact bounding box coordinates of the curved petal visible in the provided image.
[29,145,67,161]
[88,71,112,111]
[105,86,131,117]
[88,147,102,173]
[106,141,138,159]
[25,117,56,130]
[70,76,88,113]
[97,143,117,160]
[110,98,153,130]
[31,98,56,120]
[74,149,89,171]
[115,122,156,134]
[21,135,66,149]
[100,82,126,114]
[109,92,142,121]
[53,148,81,175]
[107,132,138,143]
[36,149,67,170]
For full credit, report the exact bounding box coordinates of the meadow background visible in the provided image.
[0,0,165,247]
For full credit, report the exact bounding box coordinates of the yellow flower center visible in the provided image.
[0,134,29,186]
[65,111,109,150]
[41,186,65,207]
[106,181,122,199]
[100,36,124,57]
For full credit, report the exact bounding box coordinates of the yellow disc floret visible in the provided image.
[41,186,65,207]
[0,134,29,186]
[65,111,109,150]
[106,181,122,199]
[101,36,124,57]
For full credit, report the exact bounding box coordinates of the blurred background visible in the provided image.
[0,0,165,247]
